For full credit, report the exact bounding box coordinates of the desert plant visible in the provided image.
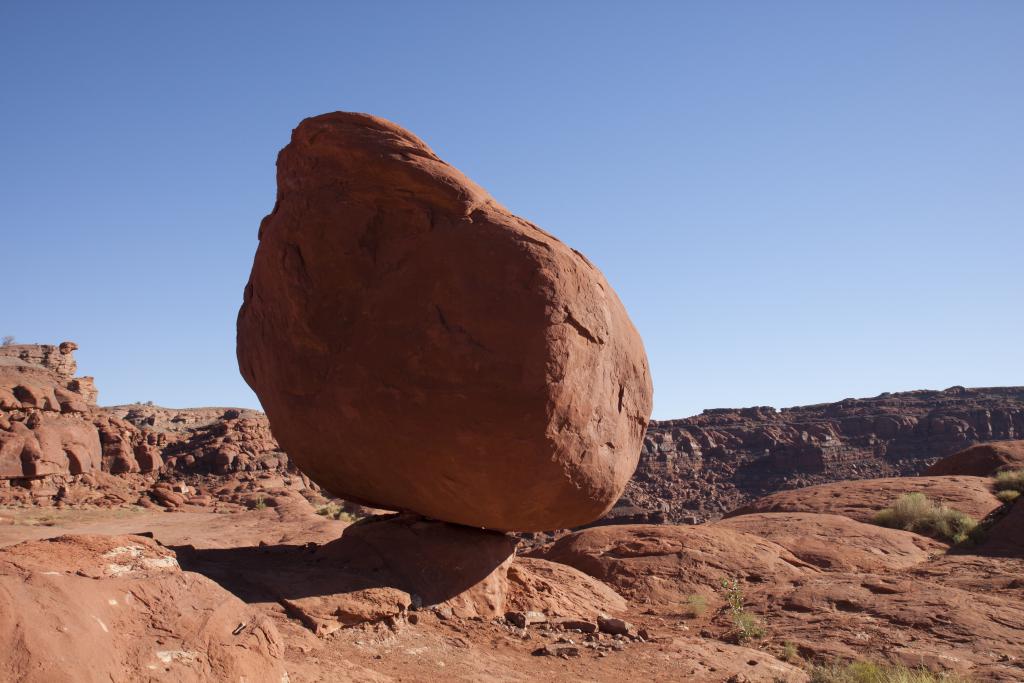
[254,495,267,510]
[780,641,800,664]
[994,469,1024,495]
[996,489,1020,504]
[720,577,765,642]
[316,503,357,523]
[1,335,14,346]
[734,611,765,640]
[685,593,708,617]
[810,660,971,683]
[873,493,977,543]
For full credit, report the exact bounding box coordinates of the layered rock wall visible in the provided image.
[0,341,81,379]
[1,343,289,504]
[620,386,1024,523]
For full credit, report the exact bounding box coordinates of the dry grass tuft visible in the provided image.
[873,493,977,543]
[810,660,971,683]
[994,469,1024,495]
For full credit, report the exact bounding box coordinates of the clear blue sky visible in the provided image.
[3,2,1021,419]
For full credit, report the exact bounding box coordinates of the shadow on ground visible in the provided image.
[172,513,517,618]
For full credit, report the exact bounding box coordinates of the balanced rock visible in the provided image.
[237,112,653,531]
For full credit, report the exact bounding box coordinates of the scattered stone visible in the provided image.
[557,618,598,634]
[505,611,546,628]
[598,615,635,637]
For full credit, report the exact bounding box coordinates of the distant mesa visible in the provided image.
[237,112,654,532]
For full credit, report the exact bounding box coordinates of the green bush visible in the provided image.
[873,493,977,543]
[994,469,1024,494]
[996,489,1020,504]
[720,577,765,642]
[810,660,971,683]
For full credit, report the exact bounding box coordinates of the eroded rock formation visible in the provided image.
[619,386,1024,523]
[237,112,653,531]
[0,342,295,507]
[0,534,287,682]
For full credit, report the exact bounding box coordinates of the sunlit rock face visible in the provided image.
[237,112,653,531]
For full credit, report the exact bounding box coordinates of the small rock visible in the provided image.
[557,618,597,634]
[597,615,635,637]
[505,610,546,628]
[150,488,184,508]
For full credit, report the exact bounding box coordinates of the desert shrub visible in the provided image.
[316,503,357,523]
[810,660,971,683]
[996,489,1020,504]
[734,611,765,640]
[994,469,1024,494]
[254,495,267,510]
[685,594,707,617]
[720,577,765,642]
[1,335,14,346]
[873,493,977,543]
[780,641,800,664]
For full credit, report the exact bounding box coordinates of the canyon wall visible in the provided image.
[618,386,1024,524]
[0,342,287,505]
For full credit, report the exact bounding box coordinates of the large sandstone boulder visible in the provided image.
[237,112,653,531]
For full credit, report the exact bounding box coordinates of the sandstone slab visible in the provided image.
[0,534,286,683]
[531,523,814,612]
[715,512,945,571]
[727,476,1001,524]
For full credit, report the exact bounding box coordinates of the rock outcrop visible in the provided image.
[0,534,287,683]
[530,524,812,612]
[725,475,1002,523]
[237,112,653,532]
[0,342,295,508]
[0,341,83,380]
[1,342,101,481]
[926,439,1024,476]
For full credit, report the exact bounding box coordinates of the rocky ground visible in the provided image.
[2,447,1023,682]
[3,342,1024,681]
